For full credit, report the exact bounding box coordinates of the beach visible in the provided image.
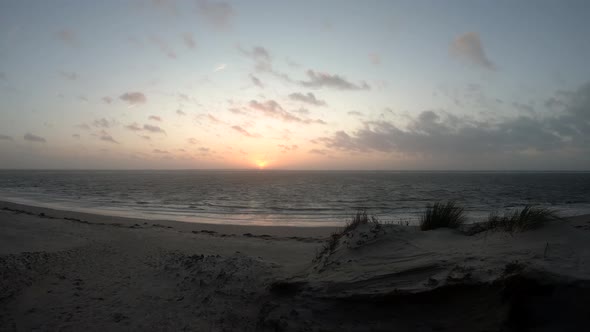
[2,200,590,331]
[0,200,335,331]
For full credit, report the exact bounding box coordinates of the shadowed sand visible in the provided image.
[1,200,590,331]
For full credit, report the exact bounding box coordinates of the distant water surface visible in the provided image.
[0,170,589,226]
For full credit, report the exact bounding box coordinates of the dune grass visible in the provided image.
[315,209,379,261]
[485,206,558,233]
[420,201,466,231]
[342,209,379,233]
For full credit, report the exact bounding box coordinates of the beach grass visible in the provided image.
[315,209,378,260]
[485,206,558,233]
[342,209,380,233]
[420,201,466,231]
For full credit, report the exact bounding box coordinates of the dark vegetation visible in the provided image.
[314,209,379,261]
[316,204,559,259]
[419,201,466,231]
[485,206,559,233]
[343,209,379,233]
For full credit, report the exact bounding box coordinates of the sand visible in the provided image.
[1,200,590,331]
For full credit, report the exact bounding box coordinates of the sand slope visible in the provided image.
[264,217,590,331]
[1,201,590,331]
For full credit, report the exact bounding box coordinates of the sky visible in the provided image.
[1,0,589,170]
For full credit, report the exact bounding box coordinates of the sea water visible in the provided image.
[0,170,589,226]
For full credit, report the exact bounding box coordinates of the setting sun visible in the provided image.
[256,161,268,169]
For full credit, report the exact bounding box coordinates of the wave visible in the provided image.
[1,170,590,226]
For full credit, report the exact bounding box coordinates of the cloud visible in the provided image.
[0,134,13,141]
[228,107,247,115]
[348,111,364,116]
[512,102,535,113]
[183,32,196,49]
[314,82,590,167]
[59,71,78,80]
[55,29,79,47]
[150,35,177,59]
[293,108,310,115]
[239,46,271,65]
[451,32,495,70]
[369,53,381,65]
[24,133,46,143]
[149,0,178,15]
[153,149,168,154]
[143,124,166,134]
[187,137,199,144]
[545,97,566,110]
[100,134,118,144]
[207,114,222,124]
[72,134,80,139]
[231,125,260,138]
[93,118,116,128]
[120,92,147,106]
[286,58,300,68]
[141,135,151,140]
[249,100,326,125]
[214,63,227,72]
[102,96,113,104]
[250,74,264,88]
[125,123,143,131]
[289,92,326,106]
[278,144,298,153]
[239,45,293,82]
[300,70,370,90]
[251,46,270,62]
[309,149,328,155]
[176,109,186,116]
[149,115,162,122]
[76,123,91,130]
[249,100,303,123]
[197,0,234,30]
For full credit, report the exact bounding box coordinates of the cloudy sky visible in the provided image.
[1,0,589,170]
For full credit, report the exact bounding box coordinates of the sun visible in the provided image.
[256,161,268,169]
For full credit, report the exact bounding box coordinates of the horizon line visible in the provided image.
[1,168,589,173]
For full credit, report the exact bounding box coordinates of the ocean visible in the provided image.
[0,170,589,226]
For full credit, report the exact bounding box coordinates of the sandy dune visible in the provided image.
[1,201,590,331]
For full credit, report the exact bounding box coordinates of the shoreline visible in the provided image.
[3,196,590,229]
[0,200,339,239]
[0,195,346,228]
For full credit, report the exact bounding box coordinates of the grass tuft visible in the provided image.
[342,209,379,234]
[485,206,558,233]
[420,201,466,231]
[314,209,378,261]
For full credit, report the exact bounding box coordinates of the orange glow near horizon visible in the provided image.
[257,161,268,169]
